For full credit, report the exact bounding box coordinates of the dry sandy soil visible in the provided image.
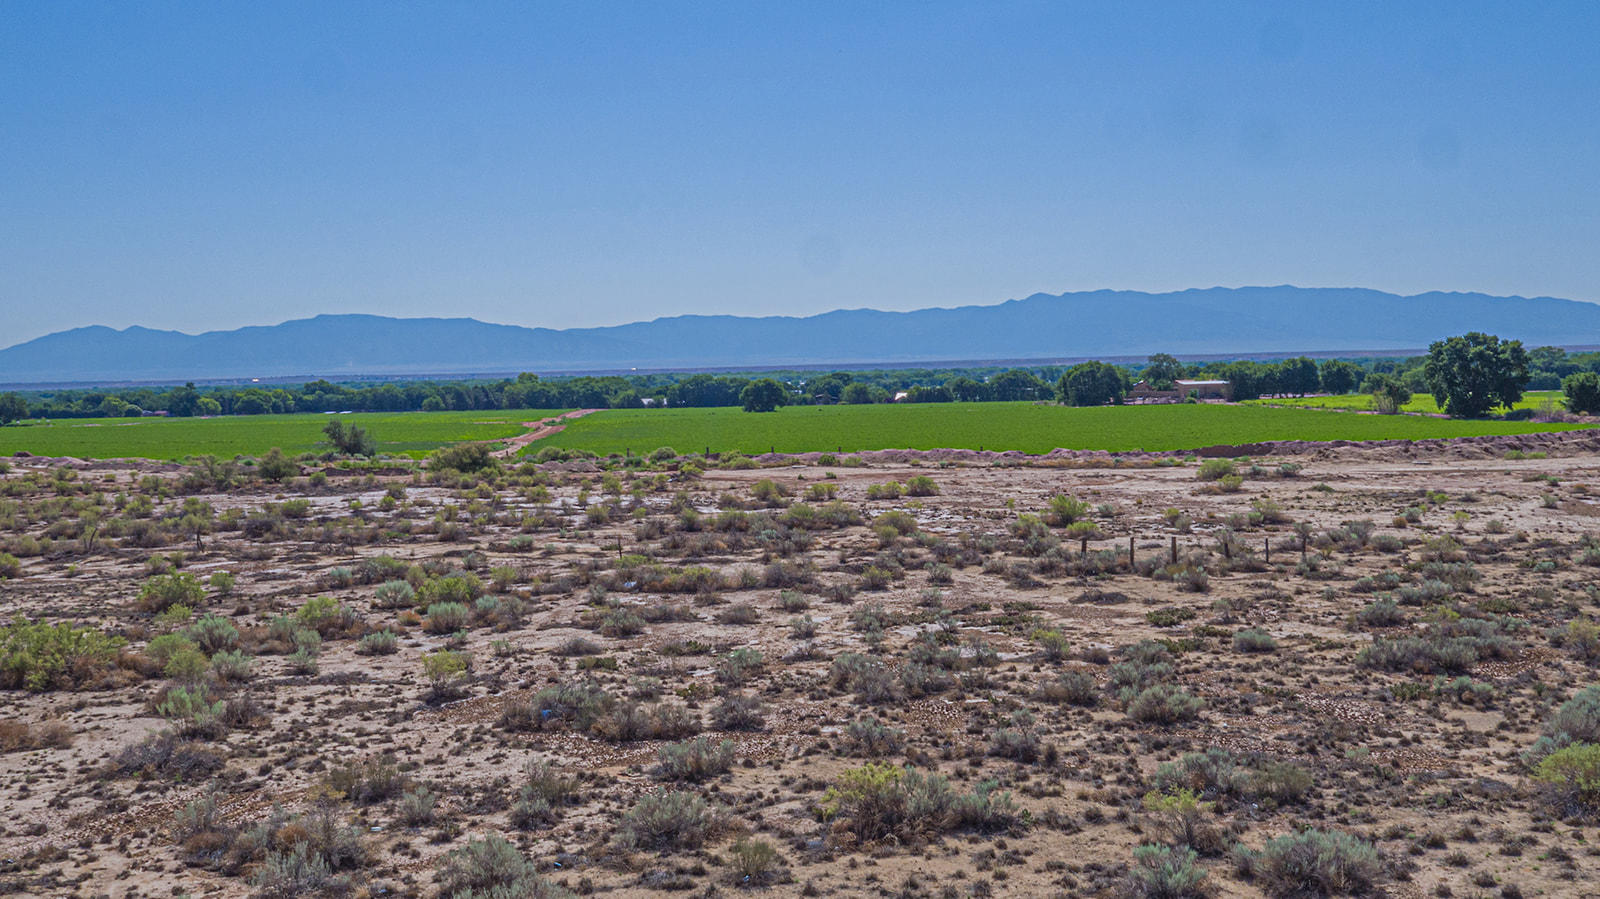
[3,438,1600,898]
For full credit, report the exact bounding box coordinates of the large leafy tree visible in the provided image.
[1318,359,1362,395]
[1276,357,1320,397]
[740,378,786,413]
[1057,361,1130,407]
[1423,332,1530,418]
[1361,373,1412,414]
[1564,372,1600,416]
[989,369,1050,402]
[1142,353,1184,389]
[0,393,26,425]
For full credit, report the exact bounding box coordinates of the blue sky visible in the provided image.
[3,2,1598,343]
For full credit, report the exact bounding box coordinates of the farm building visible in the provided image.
[1128,379,1233,403]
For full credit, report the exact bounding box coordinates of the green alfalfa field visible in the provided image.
[531,401,1593,456]
[0,402,1589,461]
[0,409,568,461]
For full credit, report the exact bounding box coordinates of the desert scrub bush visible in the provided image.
[1127,844,1208,899]
[157,684,227,739]
[726,838,785,886]
[1232,628,1277,653]
[750,478,788,507]
[1533,742,1600,819]
[656,736,735,781]
[0,719,72,753]
[1558,617,1600,661]
[1236,828,1384,898]
[711,693,764,731]
[509,681,615,732]
[424,601,470,635]
[0,615,127,691]
[904,475,940,497]
[1355,599,1405,628]
[1031,627,1070,661]
[422,649,470,700]
[1036,669,1099,706]
[184,614,239,655]
[844,717,906,757]
[393,786,437,827]
[137,571,205,612]
[1195,458,1236,481]
[1526,685,1600,765]
[372,579,416,609]
[435,833,573,899]
[591,701,699,741]
[865,480,905,501]
[416,573,483,607]
[1045,493,1091,526]
[715,647,764,684]
[597,606,646,637]
[1146,607,1197,628]
[324,755,406,804]
[295,596,360,637]
[615,789,717,851]
[1127,684,1204,724]
[209,649,254,683]
[988,712,1044,763]
[355,629,398,656]
[1142,788,1225,855]
[1358,614,1518,674]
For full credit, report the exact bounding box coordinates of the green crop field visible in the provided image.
[0,409,568,461]
[531,401,1594,456]
[1243,390,1564,415]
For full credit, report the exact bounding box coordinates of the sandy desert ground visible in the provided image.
[4,434,1600,898]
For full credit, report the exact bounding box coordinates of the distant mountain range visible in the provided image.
[4,286,1599,385]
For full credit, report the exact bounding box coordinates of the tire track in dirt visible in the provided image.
[492,409,602,458]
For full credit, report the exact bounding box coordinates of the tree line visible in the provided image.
[3,337,1599,425]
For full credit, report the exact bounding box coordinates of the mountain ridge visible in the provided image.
[3,286,1597,384]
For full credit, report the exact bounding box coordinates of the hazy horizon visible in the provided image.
[5,3,1599,344]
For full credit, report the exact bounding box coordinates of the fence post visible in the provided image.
[1264,537,1270,564]
[1129,535,1135,568]
[1170,535,1178,565]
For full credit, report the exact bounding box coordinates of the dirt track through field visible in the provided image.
[491,408,601,457]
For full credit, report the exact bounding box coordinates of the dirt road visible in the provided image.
[490,408,600,458]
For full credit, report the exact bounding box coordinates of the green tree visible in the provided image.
[165,382,201,417]
[1423,332,1531,418]
[840,383,881,405]
[1277,357,1320,397]
[740,379,786,413]
[0,393,26,425]
[1318,360,1362,395]
[1143,353,1184,389]
[1361,373,1412,414]
[322,419,377,456]
[1564,371,1600,415]
[989,369,1050,401]
[1057,361,1130,407]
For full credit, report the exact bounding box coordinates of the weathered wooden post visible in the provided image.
[1170,535,1178,564]
[1264,537,1270,564]
[1129,535,1136,568]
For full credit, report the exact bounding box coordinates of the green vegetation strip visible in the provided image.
[0,409,568,461]
[1242,390,1563,415]
[533,402,1595,455]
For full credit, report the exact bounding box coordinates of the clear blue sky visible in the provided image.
[3,2,1598,344]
